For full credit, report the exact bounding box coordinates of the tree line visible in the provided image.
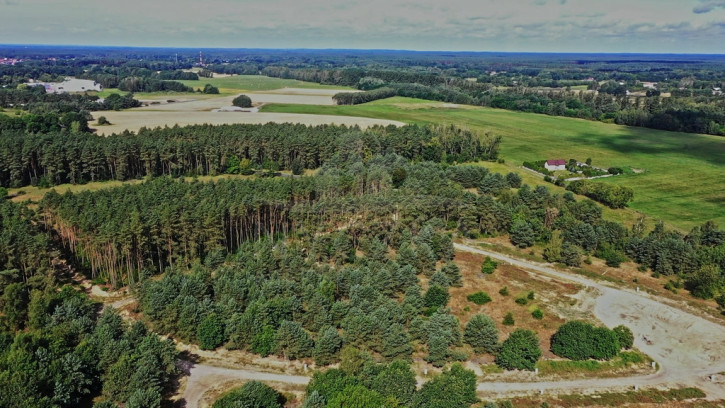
[0,123,499,187]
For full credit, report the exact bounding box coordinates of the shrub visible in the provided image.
[481,256,498,274]
[532,309,543,320]
[96,116,111,125]
[197,313,225,350]
[596,244,628,268]
[203,84,220,94]
[232,94,252,108]
[424,285,449,308]
[498,286,509,296]
[608,167,624,175]
[467,291,492,305]
[567,180,634,208]
[495,329,541,371]
[613,325,634,349]
[503,312,515,326]
[527,291,535,300]
[213,381,285,408]
[550,321,620,361]
[515,297,528,306]
[505,172,522,188]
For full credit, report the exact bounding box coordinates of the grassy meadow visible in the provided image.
[96,75,353,98]
[176,75,353,95]
[261,97,725,231]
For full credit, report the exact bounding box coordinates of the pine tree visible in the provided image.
[464,314,499,354]
[314,327,343,366]
[381,323,413,361]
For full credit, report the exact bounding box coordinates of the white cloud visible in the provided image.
[0,0,723,53]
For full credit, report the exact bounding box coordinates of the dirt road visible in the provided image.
[453,242,725,400]
[176,242,725,405]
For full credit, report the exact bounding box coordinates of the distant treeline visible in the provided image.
[0,123,500,187]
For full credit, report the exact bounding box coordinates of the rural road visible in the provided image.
[178,242,725,406]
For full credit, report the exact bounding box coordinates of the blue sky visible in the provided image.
[2,0,724,53]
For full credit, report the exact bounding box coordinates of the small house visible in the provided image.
[544,159,566,171]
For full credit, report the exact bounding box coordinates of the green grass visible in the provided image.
[261,98,725,231]
[535,351,651,377]
[177,75,353,95]
[510,387,708,408]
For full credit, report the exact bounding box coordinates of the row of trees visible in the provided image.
[0,123,499,187]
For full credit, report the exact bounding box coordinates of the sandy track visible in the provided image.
[91,111,403,136]
[453,242,725,400]
[176,243,725,405]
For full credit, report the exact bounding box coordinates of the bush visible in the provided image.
[232,94,253,108]
[532,309,544,320]
[596,244,628,268]
[495,329,541,371]
[527,291,535,300]
[424,285,449,308]
[203,84,220,94]
[567,180,634,208]
[608,167,624,175]
[613,325,634,349]
[291,158,304,176]
[503,312,515,326]
[213,381,285,408]
[498,286,509,296]
[505,172,522,188]
[550,321,620,361]
[96,116,111,125]
[466,291,492,305]
[197,313,225,350]
[481,256,498,274]
[515,297,528,305]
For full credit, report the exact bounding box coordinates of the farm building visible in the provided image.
[545,159,566,171]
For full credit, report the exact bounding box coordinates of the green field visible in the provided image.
[262,97,725,231]
[96,75,353,98]
[177,75,353,95]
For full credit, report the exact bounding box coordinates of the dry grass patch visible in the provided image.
[451,250,581,359]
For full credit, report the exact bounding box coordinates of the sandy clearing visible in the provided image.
[453,242,725,400]
[90,111,403,135]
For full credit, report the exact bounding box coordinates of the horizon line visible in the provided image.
[1,43,724,56]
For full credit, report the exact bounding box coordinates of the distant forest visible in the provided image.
[3,46,725,135]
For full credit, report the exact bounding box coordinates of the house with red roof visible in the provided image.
[544,159,566,171]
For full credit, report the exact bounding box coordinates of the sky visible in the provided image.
[1,0,725,53]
